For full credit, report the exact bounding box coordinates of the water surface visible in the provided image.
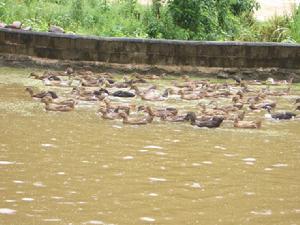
[0,67,300,225]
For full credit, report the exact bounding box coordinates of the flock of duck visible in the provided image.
[25,68,300,128]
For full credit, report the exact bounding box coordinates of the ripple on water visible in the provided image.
[215,146,226,150]
[242,158,256,162]
[41,143,57,148]
[242,158,256,165]
[272,163,288,168]
[0,208,16,215]
[43,218,62,222]
[123,156,134,160]
[13,180,24,184]
[57,172,65,175]
[138,149,148,152]
[148,193,159,197]
[33,181,46,187]
[190,182,202,189]
[149,177,167,182]
[22,198,34,202]
[155,151,167,156]
[0,161,15,165]
[84,220,114,225]
[144,145,163,149]
[250,209,272,216]
[140,217,155,222]
[224,153,238,157]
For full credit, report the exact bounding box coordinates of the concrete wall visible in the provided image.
[1,28,300,69]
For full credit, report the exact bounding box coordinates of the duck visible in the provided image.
[266,87,291,96]
[112,90,135,98]
[131,85,166,101]
[198,103,227,117]
[102,98,135,114]
[43,101,74,112]
[233,75,242,84]
[43,78,73,87]
[98,106,121,120]
[75,93,105,101]
[185,112,224,128]
[31,71,62,81]
[265,76,294,85]
[209,101,240,113]
[41,96,76,107]
[264,107,297,120]
[29,72,47,80]
[271,112,296,120]
[132,73,163,81]
[233,118,262,129]
[246,80,262,85]
[180,75,190,82]
[160,112,190,122]
[72,88,108,101]
[118,107,154,125]
[138,106,177,118]
[178,90,204,100]
[249,101,276,111]
[71,87,95,96]
[64,67,74,76]
[225,111,246,121]
[25,87,58,99]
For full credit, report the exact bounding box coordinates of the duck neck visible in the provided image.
[133,86,141,96]
[120,114,128,122]
[146,107,155,117]
[104,100,110,108]
[189,113,196,125]
[190,118,196,125]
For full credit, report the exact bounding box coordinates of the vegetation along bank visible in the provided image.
[0,0,300,43]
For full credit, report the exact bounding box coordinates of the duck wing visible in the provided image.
[272,112,296,120]
[112,91,135,98]
[194,117,223,128]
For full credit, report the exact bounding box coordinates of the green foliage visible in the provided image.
[165,0,259,40]
[0,0,298,43]
[71,0,83,23]
[230,0,259,16]
[290,5,300,42]
[256,15,292,42]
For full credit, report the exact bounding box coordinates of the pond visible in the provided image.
[0,67,299,225]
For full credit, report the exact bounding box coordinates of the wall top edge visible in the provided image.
[1,28,300,48]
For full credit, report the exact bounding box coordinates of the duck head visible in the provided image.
[118,112,128,119]
[25,87,34,96]
[98,106,107,114]
[184,112,197,123]
[145,106,155,117]
[48,91,58,99]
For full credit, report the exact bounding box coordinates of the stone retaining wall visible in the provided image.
[1,28,300,69]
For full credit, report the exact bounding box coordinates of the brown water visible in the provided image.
[0,67,300,225]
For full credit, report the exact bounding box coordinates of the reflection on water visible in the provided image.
[0,67,300,225]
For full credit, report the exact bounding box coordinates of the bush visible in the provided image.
[0,0,298,43]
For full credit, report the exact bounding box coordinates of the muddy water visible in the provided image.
[0,67,300,225]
